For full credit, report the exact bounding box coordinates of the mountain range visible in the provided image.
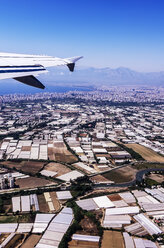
[40,66,164,86]
[0,66,164,95]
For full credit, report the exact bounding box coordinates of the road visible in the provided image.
[93,168,164,188]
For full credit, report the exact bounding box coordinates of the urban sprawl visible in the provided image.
[0,86,163,248]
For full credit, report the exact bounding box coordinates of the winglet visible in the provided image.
[64,56,83,72]
[67,63,75,72]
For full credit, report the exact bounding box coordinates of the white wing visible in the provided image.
[0,53,83,89]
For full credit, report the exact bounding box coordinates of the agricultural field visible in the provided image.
[148,173,164,183]
[21,234,41,248]
[44,162,72,177]
[90,174,112,183]
[103,166,137,183]
[0,161,45,174]
[3,198,12,214]
[108,194,122,201]
[49,192,60,211]
[5,234,26,248]
[48,141,78,163]
[15,176,55,189]
[37,194,49,212]
[132,162,164,170]
[101,230,124,248]
[69,239,99,248]
[126,144,164,162]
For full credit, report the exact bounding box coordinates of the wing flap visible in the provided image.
[14,75,45,89]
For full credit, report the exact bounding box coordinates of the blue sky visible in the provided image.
[1,0,164,71]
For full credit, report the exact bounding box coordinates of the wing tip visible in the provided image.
[67,63,75,72]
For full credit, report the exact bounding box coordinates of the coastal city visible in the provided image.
[1,0,164,247]
[0,87,163,247]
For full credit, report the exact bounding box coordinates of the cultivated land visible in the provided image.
[0,161,45,174]
[148,173,164,183]
[132,162,164,170]
[108,194,122,201]
[101,230,124,248]
[21,234,41,248]
[15,176,54,189]
[126,144,164,162]
[69,240,99,248]
[90,174,112,183]
[0,95,163,247]
[44,162,72,176]
[37,194,49,212]
[48,141,78,163]
[5,234,26,248]
[103,166,137,183]
[50,192,60,211]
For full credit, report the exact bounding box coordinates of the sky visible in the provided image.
[0,0,164,72]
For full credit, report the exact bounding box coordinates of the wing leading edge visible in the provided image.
[0,53,83,89]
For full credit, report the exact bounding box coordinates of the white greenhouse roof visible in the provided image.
[93,196,115,208]
[56,191,72,200]
[134,213,162,235]
[56,170,84,182]
[105,206,140,215]
[72,234,100,242]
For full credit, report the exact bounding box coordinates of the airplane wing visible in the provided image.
[0,53,83,89]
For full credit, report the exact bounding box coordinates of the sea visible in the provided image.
[0,81,94,95]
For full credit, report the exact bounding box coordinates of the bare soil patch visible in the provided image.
[108,194,122,201]
[0,161,45,174]
[126,144,164,162]
[20,234,41,248]
[5,234,26,248]
[21,146,31,151]
[79,216,99,235]
[90,175,110,182]
[38,194,49,212]
[68,239,99,248]
[50,192,61,211]
[15,177,54,189]
[101,230,124,248]
[19,161,45,174]
[148,173,164,183]
[48,141,78,163]
[44,162,71,177]
[103,166,137,183]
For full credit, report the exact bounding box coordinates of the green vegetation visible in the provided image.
[0,215,17,223]
[59,201,103,248]
[144,177,159,187]
[132,162,164,170]
[0,213,35,223]
[70,176,92,198]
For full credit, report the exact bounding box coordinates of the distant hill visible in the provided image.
[0,66,164,94]
[40,66,164,86]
